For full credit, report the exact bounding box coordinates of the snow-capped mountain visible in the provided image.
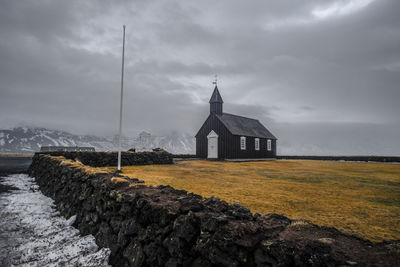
[131,131,195,154]
[0,127,116,153]
[0,127,195,154]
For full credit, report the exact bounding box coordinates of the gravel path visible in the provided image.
[0,174,111,266]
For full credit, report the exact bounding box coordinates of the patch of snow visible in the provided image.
[0,174,111,266]
[0,139,4,146]
[40,134,60,146]
[66,214,77,226]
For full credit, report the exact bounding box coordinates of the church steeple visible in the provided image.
[209,85,223,115]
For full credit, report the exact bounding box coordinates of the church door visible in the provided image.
[207,130,218,159]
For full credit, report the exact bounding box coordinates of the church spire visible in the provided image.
[209,86,223,104]
[209,76,223,115]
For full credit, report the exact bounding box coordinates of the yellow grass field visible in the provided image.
[103,160,400,242]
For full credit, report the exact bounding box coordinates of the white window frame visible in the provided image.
[240,136,246,150]
[267,139,272,151]
[255,138,260,151]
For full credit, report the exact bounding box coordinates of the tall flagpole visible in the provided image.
[117,25,126,172]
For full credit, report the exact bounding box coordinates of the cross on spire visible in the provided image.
[212,74,218,87]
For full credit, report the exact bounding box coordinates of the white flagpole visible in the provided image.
[117,25,126,172]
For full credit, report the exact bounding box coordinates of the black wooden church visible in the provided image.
[195,85,277,159]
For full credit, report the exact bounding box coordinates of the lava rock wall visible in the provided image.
[276,155,400,162]
[37,151,173,167]
[172,154,198,159]
[28,154,399,267]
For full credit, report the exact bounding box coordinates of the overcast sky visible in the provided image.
[1,0,399,155]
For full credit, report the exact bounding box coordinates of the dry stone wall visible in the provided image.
[28,154,400,267]
[276,155,400,162]
[172,154,198,159]
[37,151,173,167]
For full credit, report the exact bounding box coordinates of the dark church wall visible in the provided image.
[210,102,223,115]
[224,136,276,159]
[196,114,232,159]
[196,115,277,159]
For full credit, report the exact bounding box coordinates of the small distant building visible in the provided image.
[138,131,151,142]
[40,146,95,152]
[195,85,277,159]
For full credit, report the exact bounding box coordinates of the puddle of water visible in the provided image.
[0,174,111,266]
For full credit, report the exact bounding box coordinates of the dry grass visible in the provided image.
[51,156,108,175]
[111,177,129,183]
[102,160,400,242]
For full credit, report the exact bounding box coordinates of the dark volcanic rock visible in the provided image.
[37,151,173,167]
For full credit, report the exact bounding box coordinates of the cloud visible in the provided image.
[312,0,376,19]
[0,0,399,155]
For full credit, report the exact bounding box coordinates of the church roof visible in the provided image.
[209,86,223,103]
[216,113,277,139]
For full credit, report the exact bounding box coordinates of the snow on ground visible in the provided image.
[0,174,111,266]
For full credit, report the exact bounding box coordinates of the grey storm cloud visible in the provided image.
[0,0,399,155]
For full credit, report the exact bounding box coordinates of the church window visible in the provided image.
[240,136,246,150]
[255,138,260,151]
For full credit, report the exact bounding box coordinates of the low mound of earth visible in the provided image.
[28,154,400,266]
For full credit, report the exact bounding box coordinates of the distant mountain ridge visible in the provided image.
[0,127,195,154]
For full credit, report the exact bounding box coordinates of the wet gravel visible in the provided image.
[0,174,111,266]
